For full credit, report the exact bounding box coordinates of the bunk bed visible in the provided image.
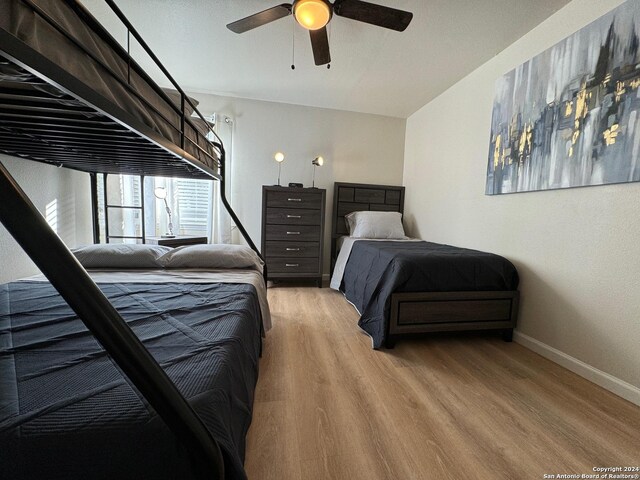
[0,1,264,479]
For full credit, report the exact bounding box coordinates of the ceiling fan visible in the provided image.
[226,0,413,66]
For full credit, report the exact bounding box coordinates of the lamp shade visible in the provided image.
[311,156,324,188]
[294,0,331,31]
[274,152,285,163]
[153,186,167,200]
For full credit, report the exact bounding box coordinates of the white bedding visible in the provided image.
[25,268,272,333]
[330,236,422,290]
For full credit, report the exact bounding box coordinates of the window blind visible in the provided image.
[175,179,212,236]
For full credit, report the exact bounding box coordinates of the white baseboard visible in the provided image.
[514,331,640,407]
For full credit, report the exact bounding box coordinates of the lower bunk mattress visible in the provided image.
[339,240,519,348]
[0,280,262,480]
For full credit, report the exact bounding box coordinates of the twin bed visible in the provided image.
[330,182,520,349]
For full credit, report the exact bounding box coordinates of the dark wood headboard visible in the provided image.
[330,182,405,271]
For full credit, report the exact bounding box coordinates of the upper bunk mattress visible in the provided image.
[0,279,262,480]
[341,241,519,348]
[0,0,216,175]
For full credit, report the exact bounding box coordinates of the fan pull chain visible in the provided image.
[327,22,331,69]
[291,19,296,70]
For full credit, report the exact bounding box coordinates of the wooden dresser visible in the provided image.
[261,186,326,286]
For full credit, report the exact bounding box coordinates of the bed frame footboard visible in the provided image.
[388,290,519,346]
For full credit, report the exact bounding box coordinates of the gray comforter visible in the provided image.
[0,281,262,480]
[341,241,519,348]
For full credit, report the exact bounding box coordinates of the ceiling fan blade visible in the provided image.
[333,0,413,32]
[309,27,331,66]
[227,4,292,34]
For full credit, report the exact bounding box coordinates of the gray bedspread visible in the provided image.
[0,281,262,480]
[341,241,519,348]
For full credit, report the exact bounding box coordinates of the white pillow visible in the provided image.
[159,244,264,271]
[346,211,406,239]
[72,244,171,269]
[345,214,356,234]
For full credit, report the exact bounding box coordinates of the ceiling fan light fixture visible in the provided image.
[294,0,331,31]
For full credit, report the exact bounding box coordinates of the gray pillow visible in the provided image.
[72,244,172,269]
[159,244,264,271]
[161,88,199,117]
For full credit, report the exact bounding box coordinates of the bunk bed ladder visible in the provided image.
[0,162,225,479]
[90,173,100,244]
[102,173,146,244]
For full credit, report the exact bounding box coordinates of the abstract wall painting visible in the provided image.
[486,0,640,195]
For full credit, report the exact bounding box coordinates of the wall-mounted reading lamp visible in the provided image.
[154,186,175,238]
[311,156,324,188]
[274,151,285,186]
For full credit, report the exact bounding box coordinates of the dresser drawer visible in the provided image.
[265,224,320,242]
[268,257,320,274]
[266,208,321,226]
[266,191,323,209]
[265,241,320,258]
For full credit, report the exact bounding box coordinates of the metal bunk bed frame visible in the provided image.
[0,1,264,478]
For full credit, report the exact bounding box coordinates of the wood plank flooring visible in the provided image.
[244,286,640,480]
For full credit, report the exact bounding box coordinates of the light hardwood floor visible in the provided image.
[244,286,640,480]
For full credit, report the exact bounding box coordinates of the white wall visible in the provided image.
[403,0,640,393]
[0,155,93,283]
[193,93,406,274]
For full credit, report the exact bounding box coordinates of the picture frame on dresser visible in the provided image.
[261,186,326,287]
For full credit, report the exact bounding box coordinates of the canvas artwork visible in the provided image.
[486,0,640,195]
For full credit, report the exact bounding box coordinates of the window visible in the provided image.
[95,174,213,243]
[173,178,212,236]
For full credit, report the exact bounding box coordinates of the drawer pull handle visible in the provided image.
[286,231,300,235]
[287,215,302,218]
[288,198,302,202]
[286,248,300,251]
[286,264,299,267]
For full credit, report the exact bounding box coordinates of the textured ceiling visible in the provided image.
[81,0,572,118]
